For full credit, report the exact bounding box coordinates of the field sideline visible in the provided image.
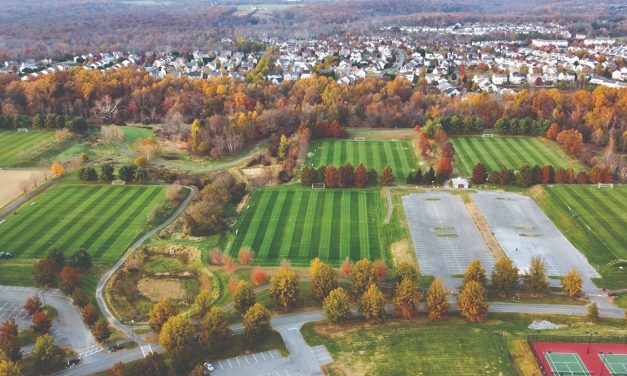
[452,136,585,176]
[0,183,166,284]
[306,139,418,179]
[0,130,56,166]
[533,184,627,289]
[228,187,390,265]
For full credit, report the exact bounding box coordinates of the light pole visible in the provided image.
[130,319,134,343]
[586,330,597,354]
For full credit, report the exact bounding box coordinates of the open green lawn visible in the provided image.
[0,183,166,285]
[533,184,627,289]
[301,315,627,376]
[228,187,392,266]
[0,130,56,166]
[452,136,585,176]
[306,139,418,179]
[121,126,154,144]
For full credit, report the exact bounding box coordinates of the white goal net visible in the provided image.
[354,137,366,141]
[598,183,614,188]
[482,133,494,138]
[311,183,326,189]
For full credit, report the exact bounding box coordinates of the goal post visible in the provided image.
[311,183,326,189]
[597,183,614,188]
[353,137,366,141]
[482,133,494,138]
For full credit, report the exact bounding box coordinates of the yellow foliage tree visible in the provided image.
[562,268,583,298]
[457,281,488,322]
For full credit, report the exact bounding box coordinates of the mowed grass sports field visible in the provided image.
[452,136,585,176]
[228,187,390,265]
[534,184,627,288]
[306,139,418,179]
[0,130,56,166]
[0,183,166,285]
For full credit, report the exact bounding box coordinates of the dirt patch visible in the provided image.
[0,169,48,208]
[465,200,507,260]
[240,166,276,187]
[390,239,415,266]
[137,278,185,301]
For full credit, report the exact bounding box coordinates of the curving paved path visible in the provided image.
[95,185,197,345]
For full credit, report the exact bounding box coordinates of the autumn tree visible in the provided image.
[556,129,584,155]
[380,166,395,186]
[471,163,488,184]
[546,123,559,140]
[324,165,338,188]
[199,307,230,352]
[463,260,487,287]
[242,303,271,339]
[31,311,51,336]
[322,287,352,322]
[350,259,376,297]
[373,260,388,282]
[60,266,81,294]
[360,284,386,323]
[394,261,419,285]
[251,267,268,286]
[148,299,177,333]
[457,281,489,322]
[32,334,64,374]
[562,268,583,298]
[192,290,213,319]
[270,266,299,311]
[234,280,256,314]
[311,261,338,302]
[491,257,519,296]
[159,314,195,366]
[435,156,453,178]
[587,303,599,322]
[33,259,57,287]
[24,295,43,316]
[0,353,20,376]
[238,247,255,265]
[0,319,20,361]
[394,277,422,319]
[82,304,98,326]
[426,278,449,321]
[340,257,353,278]
[525,256,549,296]
[354,164,367,188]
[92,320,111,343]
[51,162,65,176]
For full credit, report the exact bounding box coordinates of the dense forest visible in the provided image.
[0,68,625,167]
[0,0,623,60]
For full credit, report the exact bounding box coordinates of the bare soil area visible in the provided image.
[137,278,185,301]
[0,169,47,208]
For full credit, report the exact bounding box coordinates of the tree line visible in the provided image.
[300,164,395,188]
[471,163,614,187]
[0,114,88,132]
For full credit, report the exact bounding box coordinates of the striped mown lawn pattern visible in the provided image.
[306,140,418,179]
[229,187,387,266]
[452,136,585,176]
[0,131,56,166]
[0,184,166,265]
[543,185,627,264]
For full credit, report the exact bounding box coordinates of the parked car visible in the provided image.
[204,362,215,373]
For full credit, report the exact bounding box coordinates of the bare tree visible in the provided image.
[93,95,122,123]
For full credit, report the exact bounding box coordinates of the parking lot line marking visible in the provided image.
[285,371,290,376]
[253,353,258,362]
[245,355,250,364]
[236,356,241,366]
[218,360,224,370]
[227,358,232,368]
[261,352,266,360]
[270,351,276,359]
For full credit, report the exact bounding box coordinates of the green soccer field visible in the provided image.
[452,136,585,176]
[0,183,166,284]
[228,187,389,265]
[0,130,56,166]
[306,139,418,179]
[535,184,627,289]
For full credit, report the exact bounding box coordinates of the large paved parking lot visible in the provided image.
[472,191,599,279]
[402,192,495,284]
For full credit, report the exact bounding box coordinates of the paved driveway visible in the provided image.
[0,285,95,351]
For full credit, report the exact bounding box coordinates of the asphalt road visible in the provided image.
[53,300,625,376]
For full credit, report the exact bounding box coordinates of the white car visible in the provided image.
[204,362,215,373]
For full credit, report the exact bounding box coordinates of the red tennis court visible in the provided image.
[531,341,627,375]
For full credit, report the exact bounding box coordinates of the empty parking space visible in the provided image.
[472,191,599,278]
[402,192,495,278]
[0,302,28,322]
[311,345,333,365]
[210,350,294,376]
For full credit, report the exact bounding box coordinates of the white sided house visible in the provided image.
[451,177,469,189]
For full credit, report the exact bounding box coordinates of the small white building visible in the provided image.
[451,177,469,189]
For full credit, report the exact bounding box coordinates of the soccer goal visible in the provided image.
[354,137,366,141]
[482,133,494,138]
[598,183,614,188]
[311,183,326,189]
